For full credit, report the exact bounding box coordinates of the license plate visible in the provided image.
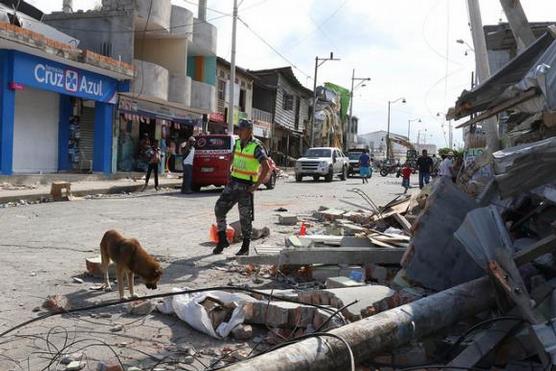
[201,167,214,173]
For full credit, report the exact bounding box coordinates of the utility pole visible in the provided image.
[310,52,340,147]
[408,118,421,143]
[467,0,499,152]
[348,69,370,150]
[386,97,405,161]
[228,0,238,134]
[499,0,535,51]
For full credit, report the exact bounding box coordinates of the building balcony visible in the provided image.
[252,108,273,124]
[189,19,217,56]
[132,59,169,101]
[134,0,172,35]
[169,74,191,106]
[190,80,216,112]
[170,5,193,41]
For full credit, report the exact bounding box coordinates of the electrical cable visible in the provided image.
[137,0,154,97]
[236,17,312,81]
[315,300,357,332]
[0,286,344,338]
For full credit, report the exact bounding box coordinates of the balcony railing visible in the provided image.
[252,108,272,123]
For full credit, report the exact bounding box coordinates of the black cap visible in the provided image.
[238,119,253,130]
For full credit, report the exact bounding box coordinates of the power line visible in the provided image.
[237,17,312,80]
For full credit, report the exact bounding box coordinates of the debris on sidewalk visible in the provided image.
[42,294,70,313]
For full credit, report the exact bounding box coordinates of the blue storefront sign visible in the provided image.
[12,51,118,103]
[0,50,126,175]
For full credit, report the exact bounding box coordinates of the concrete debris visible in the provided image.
[42,294,70,313]
[96,361,123,371]
[325,276,364,289]
[278,214,298,225]
[64,361,85,371]
[126,299,154,316]
[231,324,253,340]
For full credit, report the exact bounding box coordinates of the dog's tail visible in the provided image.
[100,232,111,269]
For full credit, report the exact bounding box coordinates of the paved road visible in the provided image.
[0,173,413,370]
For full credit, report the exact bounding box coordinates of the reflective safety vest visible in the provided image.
[231,139,260,183]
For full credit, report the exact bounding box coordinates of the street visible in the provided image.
[0,174,410,370]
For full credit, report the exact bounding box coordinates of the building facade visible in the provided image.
[251,67,312,164]
[45,0,217,172]
[0,3,133,175]
[358,130,412,160]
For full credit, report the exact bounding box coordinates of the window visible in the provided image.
[100,42,112,57]
[218,80,226,100]
[239,89,246,112]
[282,92,293,111]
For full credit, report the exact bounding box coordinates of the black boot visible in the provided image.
[235,238,250,256]
[212,231,230,255]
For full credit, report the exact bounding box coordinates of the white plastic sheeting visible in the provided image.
[157,288,256,339]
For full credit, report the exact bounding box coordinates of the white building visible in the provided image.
[358,130,410,160]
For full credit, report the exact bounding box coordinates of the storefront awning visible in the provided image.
[119,93,206,126]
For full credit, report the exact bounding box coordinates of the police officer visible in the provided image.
[213,119,271,256]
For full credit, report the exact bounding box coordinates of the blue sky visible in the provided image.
[31,0,556,149]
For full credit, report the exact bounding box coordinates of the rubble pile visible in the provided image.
[176,138,556,370]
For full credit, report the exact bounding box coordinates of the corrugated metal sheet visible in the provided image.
[80,106,95,166]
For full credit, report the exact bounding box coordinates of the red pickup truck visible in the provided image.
[190,134,278,192]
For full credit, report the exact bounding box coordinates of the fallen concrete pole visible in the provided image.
[222,277,495,371]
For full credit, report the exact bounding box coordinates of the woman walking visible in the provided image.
[359,150,371,184]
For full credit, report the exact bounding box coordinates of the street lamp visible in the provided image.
[386,97,406,161]
[348,68,371,149]
[456,39,474,56]
[407,118,421,142]
[310,52,341,147]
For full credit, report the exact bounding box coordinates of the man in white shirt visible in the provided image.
[438,151,454,179]
[181,137,196,194]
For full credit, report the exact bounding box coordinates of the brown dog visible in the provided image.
[100,230,162,300]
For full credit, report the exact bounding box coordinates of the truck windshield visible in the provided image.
[195,136,231,150]
[348,152,363,160]
[304,149,331,158]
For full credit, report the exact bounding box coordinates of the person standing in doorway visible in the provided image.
[213,120,271,256]
[416,149,433,189]
[180,136,196,194]
[143,140,160,191]
[358,150,371,184]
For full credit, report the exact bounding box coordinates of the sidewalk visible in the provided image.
[0,174,182,204]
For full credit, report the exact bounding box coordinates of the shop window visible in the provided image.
[282,93,293,111]
[218,80,226,100]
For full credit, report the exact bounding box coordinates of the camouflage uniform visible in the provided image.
[214,180,254,240]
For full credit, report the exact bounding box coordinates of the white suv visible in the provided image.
[295,147,349,182]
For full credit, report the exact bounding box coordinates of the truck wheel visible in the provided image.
[313,175,320,182]
[380,168,389,177]
[340,166,347,181]
[295,174,303,182]
[265,172,276,189]
[325,167,333,182]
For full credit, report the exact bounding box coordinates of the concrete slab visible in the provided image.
[325,276,365,289]
[278,214,298,225]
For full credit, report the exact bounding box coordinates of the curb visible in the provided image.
[0,181,183,204]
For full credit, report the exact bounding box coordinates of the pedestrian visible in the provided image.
[401,162,412,193]
[180,136,196,194]
[213,120,271,256]
[416,149,433,189]
[438,151,454,180]
[143,140,160,191]
[358,150,371,183]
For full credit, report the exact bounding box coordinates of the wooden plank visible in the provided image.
[514,235,556,266]
[367,235,398,248]
[392,213,412,234]
[235,247,406,266]
[455,89,538,129]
